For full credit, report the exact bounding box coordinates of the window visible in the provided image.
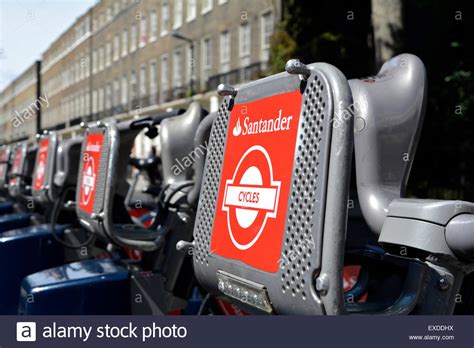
[78,57,83,80]
[186,0,196,22]
[69,67,74,86]
[172,49,183,88]
[113,34,120,61]
[122,30,128,56]
[80,56,87,79]
[105,83,112,110]
[85,88,90,114]
[92,90,98,114]
[239,23,251,58]
[149,61,157,104]
[113,1,120,16]
[201,37,212,86]
[62,99,67,119]
[139,64,147,98]
[67,97,74,119]
[106,41,112,67]
[139,15,147,47]
[113,79,120,109]
[239,22,251,68]
[160,55,169,101]
[85,56,90,78]
[219,30,230,72]
[121,74,128,107]
[84,16,90,33]
[75,60,80,82]
[173,0,183,29]
[106,7,112,22]
[62,71,67,89]
[161,0,169,36]
[218,0,227,5]
[201,0,213,14]
[71,96,77,117]
[80,92,85,116]
[130,24,137,52]
[98,88,104,112]
[185,44,193,86]
[99,46,104,70]
[149,10,158,41]
[92,49,98,74]
[260,11,274,61]
[74,95,79,116]
[130,70,138,104]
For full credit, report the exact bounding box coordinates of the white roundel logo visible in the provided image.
[222,145,281,250]
[81,156,96,205]
[37,154,46,179]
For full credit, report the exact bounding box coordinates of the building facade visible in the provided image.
[0,62,41,143]
[0,0,281,143]
[41,10,92,131]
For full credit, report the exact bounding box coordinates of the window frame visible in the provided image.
[186,0,197,23]
[161,0,170,37]
[172,48,183,88]
[260,10,274,61]
[173,0,184,29]
[201,0,213,15]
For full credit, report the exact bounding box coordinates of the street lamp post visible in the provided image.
[171,31,195,97]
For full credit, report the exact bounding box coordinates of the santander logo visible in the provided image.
[233,118,242,136]
[232,109,294,137]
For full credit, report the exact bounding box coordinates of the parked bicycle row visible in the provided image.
[0,53,473,315]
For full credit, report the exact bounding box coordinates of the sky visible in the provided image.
[0,0,97,90]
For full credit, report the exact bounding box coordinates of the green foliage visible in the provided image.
[268,27,297,75]
[267,0,373,77]
[268,0,473,200]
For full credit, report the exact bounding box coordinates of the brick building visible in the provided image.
[0,62,41,143]
[0,0,281,144]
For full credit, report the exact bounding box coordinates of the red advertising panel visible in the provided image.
[0,147,6,162]
[9,146,23,187]
[210,90,302,273]
[33,139,49,190]
[78,133,104,214]
[0,147,7,181]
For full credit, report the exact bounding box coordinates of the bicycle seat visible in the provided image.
[347,54,474,314]
[348,53,427,235]
[160,101,206,186]
[53,135,84,190]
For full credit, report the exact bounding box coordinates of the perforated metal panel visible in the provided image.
[193,63,353,315]
[194,99,231,265]
[94,131,110,216]
[279,74,328,300]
